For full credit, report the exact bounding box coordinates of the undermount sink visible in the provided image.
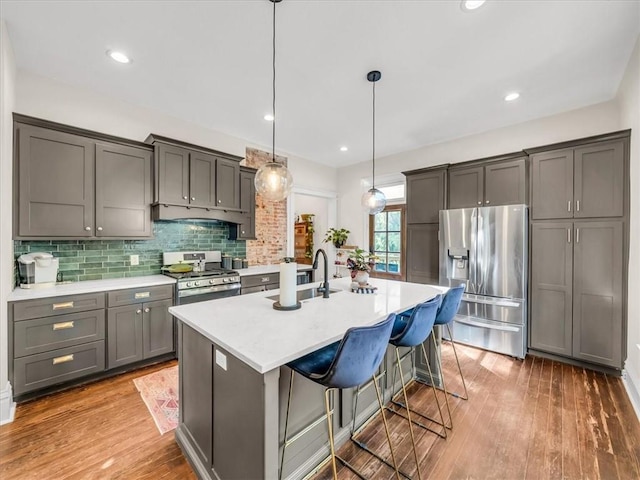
[267,287,341,302]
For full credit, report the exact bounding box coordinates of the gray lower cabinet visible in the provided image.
[9,292,107,396]
[241,273,280,294]
[530,221,624,368]
[406,223,440,285]
[531,139,625,220]
[107,285,174,368]
[449,157,527,209]
[14,119,154,239]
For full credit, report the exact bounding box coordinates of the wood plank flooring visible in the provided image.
[1,344,638,479]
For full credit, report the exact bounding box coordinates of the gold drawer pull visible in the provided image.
[53,321,75,330]
[52,301,74,310]
[52,354,74,365]
[134,292,150,299]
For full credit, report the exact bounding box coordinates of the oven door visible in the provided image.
[176,284,241,305]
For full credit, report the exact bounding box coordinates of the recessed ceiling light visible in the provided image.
[340,146,348,152]
[264,114,274,121]
[504,92,520,102]
[461,0,486,12]
[106,50,131,64]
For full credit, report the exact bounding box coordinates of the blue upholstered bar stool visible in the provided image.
[396,284,467,431]
[280,314,400,480]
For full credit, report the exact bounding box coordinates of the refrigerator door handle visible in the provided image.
[455,315,521,332]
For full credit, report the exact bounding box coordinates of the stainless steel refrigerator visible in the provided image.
[439,205,528,358]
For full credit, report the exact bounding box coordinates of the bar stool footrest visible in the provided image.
[348,437,412,480]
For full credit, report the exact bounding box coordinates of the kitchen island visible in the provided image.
[169,277,444,480]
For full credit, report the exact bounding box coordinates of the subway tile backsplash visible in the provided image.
[14,220,246,284]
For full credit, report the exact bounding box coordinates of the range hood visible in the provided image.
[152,204,247,224]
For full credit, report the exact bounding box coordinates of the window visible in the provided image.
[369,205,405,280]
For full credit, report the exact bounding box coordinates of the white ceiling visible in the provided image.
[1,1,639,167]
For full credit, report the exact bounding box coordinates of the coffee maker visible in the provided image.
[17,252,59,288]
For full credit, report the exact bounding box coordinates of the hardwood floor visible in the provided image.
[1,344,638,479]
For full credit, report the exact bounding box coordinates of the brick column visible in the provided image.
[242,148,288,266]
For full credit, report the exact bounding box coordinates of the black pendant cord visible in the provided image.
[272,0,276,163]
[372,80,376,190]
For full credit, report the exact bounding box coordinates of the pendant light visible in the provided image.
[361,70,386,215]
[254,0,293,202]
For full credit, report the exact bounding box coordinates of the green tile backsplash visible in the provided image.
[14,220,246,284]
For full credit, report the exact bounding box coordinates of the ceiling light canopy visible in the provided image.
[106,50,131,64]
[361,70,386,216]
[254,0,293,202]
[504,92,520,102]
[461,0,486,12]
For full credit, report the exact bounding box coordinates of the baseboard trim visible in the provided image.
[0,381,16,425]
[622,366,640,422]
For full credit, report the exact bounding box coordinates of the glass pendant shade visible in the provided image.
[361,187,386,215]
[255,161,293,202]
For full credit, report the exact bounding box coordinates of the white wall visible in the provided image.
[617,34,640,416]
[338,100,621,248]
[0,20,17,424]
[15,71,337,192]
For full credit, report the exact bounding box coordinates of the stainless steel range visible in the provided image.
[163,251,241,304]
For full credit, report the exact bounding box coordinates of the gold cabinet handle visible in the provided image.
[134,292,150,299]
[53,321,74,330]
[136,309,142,314]
[52,301,74,310]
[53,354,74,365]
[144,307,150,313]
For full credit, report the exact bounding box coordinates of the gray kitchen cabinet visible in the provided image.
[190,151,217,207]
[572,221,623,368]
[229,167,257,240]
[404,168,446,224]
[95,143,152,237]
[16,124,95,237]
[14,118,153,239]
[156,143,190,206]
[449,157,526,209]
[406,223,440,285]
[531,139,624,220]
[9,292,107,397]
[107,285,174,368]
[215,158,240,209]
[240,272,280,294]
[530,221,624,369]
[530,222,573,356]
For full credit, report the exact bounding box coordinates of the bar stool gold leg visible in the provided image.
[395,348,423,480]
[445,324,468,400]
[324,388,339,480]
[279,369,295,480]
[372,374,401,480]
[432,335,453,430]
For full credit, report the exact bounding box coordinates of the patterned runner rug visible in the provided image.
[133,365,179,435]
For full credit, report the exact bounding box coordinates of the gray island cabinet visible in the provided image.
[170,277,444,480]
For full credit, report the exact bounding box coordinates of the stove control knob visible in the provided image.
[186,282,193,288]
[194,281,201,287]
[223,278,229,283]
[209,279,216,285]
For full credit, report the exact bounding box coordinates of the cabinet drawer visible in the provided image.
[107,285,173,307]
[13,293,106,321]
[14,310,106,358]
[241,273,280,289]
[13,341,106,395]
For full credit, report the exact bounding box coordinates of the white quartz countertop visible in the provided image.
[8,275,176,302]
[235,264,313,277]
[169,277,446,374]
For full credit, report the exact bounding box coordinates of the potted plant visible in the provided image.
[346,248,378,285]
[323,228,350,248]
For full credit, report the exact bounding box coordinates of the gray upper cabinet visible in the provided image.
[189,151,217,207]
[448,166,483,208]
[95,143,152,237]
[17,124,95,237]
[216,158,240,209]
[230,168,257,240]
[404,168,446,224]
[157,144,190,206]
[14,118,153,239]
[531,139,624,220]
[449,158,526,209]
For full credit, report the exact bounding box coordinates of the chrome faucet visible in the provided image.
[312,248,330,298]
